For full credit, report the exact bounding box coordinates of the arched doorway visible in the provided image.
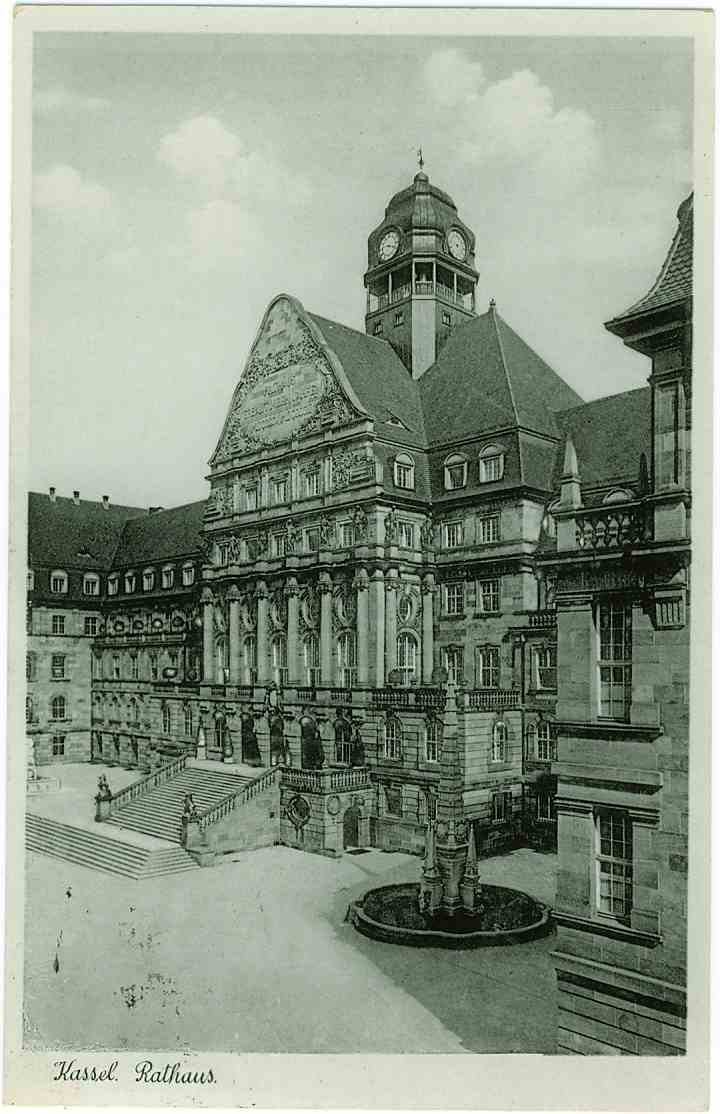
[343,803,360,849]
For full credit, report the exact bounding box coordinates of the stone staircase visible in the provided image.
[26,814,198,879]
[105,766,254,844]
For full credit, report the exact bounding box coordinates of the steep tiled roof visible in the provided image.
[419,307,583,447]
[310,314,427,448]
[112,501,207,567]
[609,194,693,323]
[28,493,146,570]
[554,386,652,491]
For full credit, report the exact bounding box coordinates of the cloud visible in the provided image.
[157,114,311,206]
[35,85,109,115]
[33,164,112,214]
[185,200,256,270]
[423,49,485,109]
[423,53,600,195]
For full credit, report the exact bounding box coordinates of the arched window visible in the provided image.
[162,704,171,734]
[129,697,139,725]
[215,637,228,684]
[184,705,193,737]
[444,453,468,491]
[303,634,320,687]
[271,634,288,687]
[50,569,68,594]
[393,453,415,491]
[336,632,357,687]
[26,695,34,724]
[334,714,352,765]
[424,718,441,763]
[83,572,100,596]
[383,716,403,760]
[491,720,507,762]
[243,636,257,685]
[51,695,66,721]
[479,443,505,484]
[396,632,418,687]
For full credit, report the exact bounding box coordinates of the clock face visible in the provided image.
[447,230,467,261]
[378,230,400,261]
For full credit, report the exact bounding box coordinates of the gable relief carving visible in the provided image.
[215,299,358,460]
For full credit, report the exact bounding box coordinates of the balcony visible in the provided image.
[282,766,371,794]
[527,610,556,629]
[371,688,446,711]
[575,506,653,551]
[463,689,520,711]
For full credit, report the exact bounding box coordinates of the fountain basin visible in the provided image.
[349,882,552,948]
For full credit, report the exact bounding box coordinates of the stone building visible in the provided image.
[547,195,692,1054]
[26,172,691,914]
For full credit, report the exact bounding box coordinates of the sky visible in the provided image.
[30,31,693,508]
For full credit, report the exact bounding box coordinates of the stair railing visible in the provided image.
[196,766,281,834]
[108,755,189,815]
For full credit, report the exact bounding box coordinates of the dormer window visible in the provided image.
[162,566,174,589]
[142,568,155,592]
[50,570,68,594]
[108,574,119,596]
[125,571,136,594]
[479,444,505,483]
[444,454,468,491]
[83,573,100,596]
[182,562,195,586]
[393,454,415,490]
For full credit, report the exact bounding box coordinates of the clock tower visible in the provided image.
[364,168,478,378]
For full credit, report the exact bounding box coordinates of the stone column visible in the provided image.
[227,586,241,684]
[422,573,435,684]
[201,588,214,683]
[285,576,300,684]
[370,568,385,688]
[435,682,469,913]
[255,580,269,684]
[385,570,398,680]
[319,573,333,686]
[354,567,370,685]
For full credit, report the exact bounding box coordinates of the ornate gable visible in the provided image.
[211,295,366,464]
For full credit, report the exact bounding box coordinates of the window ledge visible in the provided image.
[555,720,663,741]
[553,910,661,948]
[440,612,466,621]
[473,611,501,618]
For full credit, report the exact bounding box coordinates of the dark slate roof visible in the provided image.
[610,194,693,322]
[419,307,583,447]
[554,386,652,490]
[112,500,207,567]
[310,314,427,447]
[28,493,147,570]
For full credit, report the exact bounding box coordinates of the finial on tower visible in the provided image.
[489,297,496,311]
[417,146,424,171]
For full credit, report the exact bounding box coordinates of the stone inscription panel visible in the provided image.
[239,362,325,445]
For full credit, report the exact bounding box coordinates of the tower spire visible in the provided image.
[417,146,424,171]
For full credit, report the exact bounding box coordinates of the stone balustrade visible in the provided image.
[281,766,371,794]
[575,505,652,551]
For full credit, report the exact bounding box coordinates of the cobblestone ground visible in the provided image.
[24,840,558,1054]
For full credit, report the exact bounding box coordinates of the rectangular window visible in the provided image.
[536,793,553,822]
[244,487,258,512]
[108,576,119,596]
[162,568,174,589]
[442,311,452,326]
[51,654,65,679]
[598,602,632,721]
[444,522,463,548]
[536,723,556,761]
[272,477,288,504]
[445,583,464,616]
[84,616,98,636]
[338,522,355,548]
[125,573,136,593]
[182,564,195,586]
[394,311,404,327]
[481,455,503,482]
[373,321,383,336]
[26,653,36,681]
[394,460,414,489]
[656,383,680,489]
[306,528,320,552]
[272,533,287,558]
[446,463,466,489]
[476,647,499,688]
[142,570,154,591]
[83,576,99,596]
[478,515,500,544]
[130,656,139,681]
[150,654,159,682]
[304,470,320,498]
[441,645,464,685]
[51,574,67,594]
[398,521,414,548]
[596,811,633,920]
[534,645,557,691]
[491,792,512,822]
[477,578,500,613]
[52,735,65,757]
[51,614,65,636]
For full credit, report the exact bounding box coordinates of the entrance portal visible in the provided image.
[343,804,360,849]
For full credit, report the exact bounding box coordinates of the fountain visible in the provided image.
[348,684,552,948]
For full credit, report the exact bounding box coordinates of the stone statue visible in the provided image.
[241,712,263,767]
[421,515,435,550]
[319,515,332,549]
[95,774,112,803]
[300,714,324,770]
[227,535,242,563]
[384,508,398,544]
[351,505,368,540]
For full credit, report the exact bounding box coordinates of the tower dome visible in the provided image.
[364,168,479,379]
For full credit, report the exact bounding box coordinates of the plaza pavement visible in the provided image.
[24,770,558,1054]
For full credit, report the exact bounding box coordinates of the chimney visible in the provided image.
[73,490,80,505]
[102,495,110,510]
[149,506,164,515]
[48,486,56,503]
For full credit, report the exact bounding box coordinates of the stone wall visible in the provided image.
[28,606,97,764]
